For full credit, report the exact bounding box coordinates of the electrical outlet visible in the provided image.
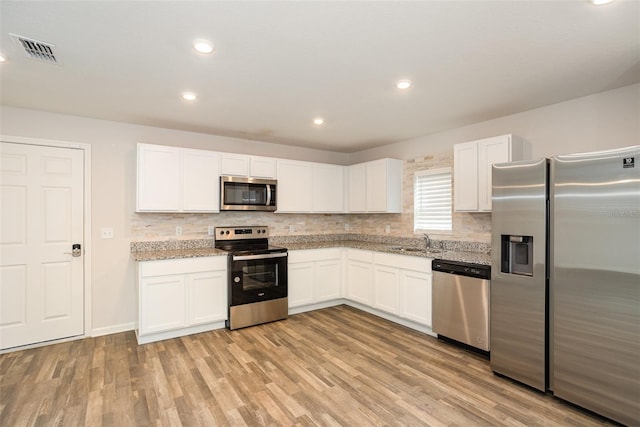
[344,223,350,231]
[289,225,295,233]
[385,225,391,234]
[208,226,215,235]
[101,227,114,239]
[176,226,182,236]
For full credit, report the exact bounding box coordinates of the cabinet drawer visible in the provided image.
[374,252,431,272]
[289,248,342,263]
[139,256,226,277]
[348,249,374,263]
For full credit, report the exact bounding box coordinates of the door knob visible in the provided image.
[65,243,82,257]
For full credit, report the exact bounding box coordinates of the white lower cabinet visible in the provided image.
[288,248,343,309]
[288,261,315,308]
[346,249,374,306]
[137,256,227,344]
[316,258,342,302]
[401,269,432,327]
[290,247,433,331]
[372,252,433,328]
[373,265,401,315]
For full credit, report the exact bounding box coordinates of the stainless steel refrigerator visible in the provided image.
[490,146,640,426]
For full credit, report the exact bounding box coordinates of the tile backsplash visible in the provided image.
[131,152,491,243]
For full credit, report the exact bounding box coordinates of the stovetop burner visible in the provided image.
[214,226,285,254]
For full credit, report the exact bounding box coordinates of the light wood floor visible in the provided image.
[1,305,613,426]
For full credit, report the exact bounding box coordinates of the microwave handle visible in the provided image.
[266,184,272,206]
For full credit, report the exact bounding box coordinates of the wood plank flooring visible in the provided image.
[1,305,614,426]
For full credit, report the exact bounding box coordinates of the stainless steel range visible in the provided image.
[214,226,288,330]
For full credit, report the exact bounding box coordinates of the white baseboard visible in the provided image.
[289,299,435,337]
[91,322,136,337]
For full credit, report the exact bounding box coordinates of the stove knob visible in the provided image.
[225,231,230,235]
[219,231,224,235]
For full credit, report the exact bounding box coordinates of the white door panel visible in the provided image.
[0,142,84,350]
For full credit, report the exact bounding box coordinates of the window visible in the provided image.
[414,167,452,232]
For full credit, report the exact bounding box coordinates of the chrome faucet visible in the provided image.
[423,234,431,249]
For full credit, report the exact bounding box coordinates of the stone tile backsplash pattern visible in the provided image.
[131,152,491,243]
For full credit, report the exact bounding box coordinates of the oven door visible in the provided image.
[229,252,287,306]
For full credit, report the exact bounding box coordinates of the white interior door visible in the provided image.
[1,142,84,350]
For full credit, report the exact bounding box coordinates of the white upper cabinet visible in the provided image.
[220,153,277,179]
[347,163,367,212]
[137,144,181,211]
[220,153,249,176]
[454,134,530,212]
[277,159,313,212]
[312,163,345,213]
[277,159,346,213]
[182,149,220,212]
[250,156,277,179]
[347,158,402,213]
[137,143,219,212]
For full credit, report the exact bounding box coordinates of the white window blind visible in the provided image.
[414,167,452,232]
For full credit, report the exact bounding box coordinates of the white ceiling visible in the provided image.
[1,1,638,153]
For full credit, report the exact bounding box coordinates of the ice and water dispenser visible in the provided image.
[500,235,534,276]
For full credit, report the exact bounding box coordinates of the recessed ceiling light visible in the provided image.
[591,0,613,4]
[396,80,412,90]
[0,53,6,62]
[181,92,197,101]
[193,40,214,54]
[313,118,324,125]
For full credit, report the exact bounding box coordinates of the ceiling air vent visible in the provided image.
[10,33,59,64]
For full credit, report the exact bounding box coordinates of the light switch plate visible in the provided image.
[176,226,182,236]
[101,227,114,239]
[208,226,215,235]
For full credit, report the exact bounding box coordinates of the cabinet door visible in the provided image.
[277,160,313,212]
[401,270,432,327]
[478,136,510,211]
[288,261,315,308]
[182,149,220,212]
[220,153,249,176]
[347,163,367,212]
[347,260,373,305]
[250,156,277,179]
[313,164,345,212]
[188,270,227,325]
[373,265,401,314]
[315,259,342,302]
[453,141,479,212]
[137,144,180,211]
[366,160,388,212]
[140,275,187,334]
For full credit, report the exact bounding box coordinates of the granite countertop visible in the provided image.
[284,240,491,265]
[131,235,491,266]
[131,247,227,262]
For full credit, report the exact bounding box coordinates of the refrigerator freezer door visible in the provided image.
[491,158,548,392]
[551,147,640,426]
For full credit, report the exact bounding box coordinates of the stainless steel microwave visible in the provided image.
[220,176,277,211]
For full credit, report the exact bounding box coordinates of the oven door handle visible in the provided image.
[232,252,288,261]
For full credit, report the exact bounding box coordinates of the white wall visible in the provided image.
[0,108,349,333]
[349,83,640,163]
[1,82,638,334]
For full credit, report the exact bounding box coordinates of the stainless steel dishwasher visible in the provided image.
[432,260,491,352]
